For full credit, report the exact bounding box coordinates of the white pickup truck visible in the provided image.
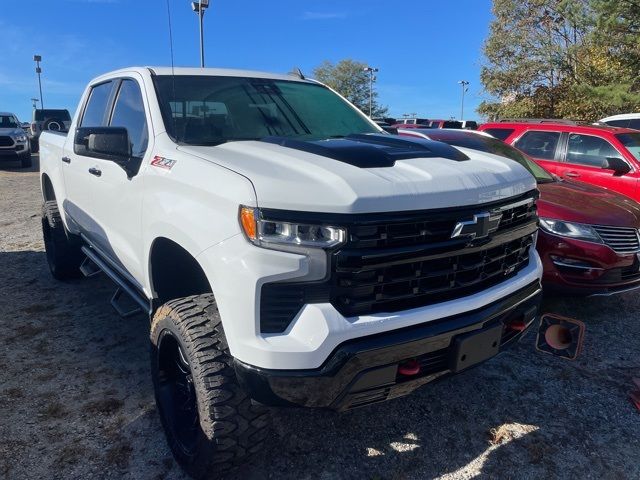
[40,67,542,479]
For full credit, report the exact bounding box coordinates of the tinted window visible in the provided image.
[616,133,640,161]
[0,115,19,128]
[483,128,515,141]
[153,75,378,145]
[110,80,148,158]
[514,131,561,160]
[464,121,478,130]
[442,121,462,129]
[566,134,620,167]
[35,109,71,121]
[629,119,640,130]
[81,82,113,127]
[604,119,630,128]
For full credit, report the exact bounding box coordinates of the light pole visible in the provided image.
[458,80,469,120]
[363,66,379,117]
[34,55,43,108]
[31,98,39,110]
[191,0,210,67]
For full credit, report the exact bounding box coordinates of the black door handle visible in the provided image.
[88,167,102,177]
[62,156,71,164]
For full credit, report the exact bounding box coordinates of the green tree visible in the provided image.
[479,0,640,121]
[313,59,388,117]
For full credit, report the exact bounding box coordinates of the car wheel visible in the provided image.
[41,201,83,280]
[150,294,271,480]
[43,118,64,132]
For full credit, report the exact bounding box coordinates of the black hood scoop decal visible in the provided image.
[260,133,470,168]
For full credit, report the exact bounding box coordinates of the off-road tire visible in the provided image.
[20,153,32,168]
[150,294,271,479]
[41,201,83,280]
[43,118,64,132]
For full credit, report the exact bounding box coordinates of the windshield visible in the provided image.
[35,109,71,121]
[0,115,19,129]
[617,133,640,161]
[425,131,555,183]
[153,75,379,146]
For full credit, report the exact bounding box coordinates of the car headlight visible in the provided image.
[539,218,602,243]
[239,206,346,250]
[14,134,27,142]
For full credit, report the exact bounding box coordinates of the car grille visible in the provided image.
[0,136,14,147]
[593,225,640,254]
[260,192,538,333]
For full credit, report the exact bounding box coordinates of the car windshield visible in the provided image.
[0,115,19,129]
[424,131,555,183]
[153,75,379,146]
[34,110,71,121]
[617,133,640,161]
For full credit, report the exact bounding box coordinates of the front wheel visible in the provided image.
[150,294,271,479]
[41,201,83,280]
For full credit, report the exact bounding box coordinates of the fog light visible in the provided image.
[550,255,603,271]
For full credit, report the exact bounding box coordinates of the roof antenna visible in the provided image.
[165,0,177,137]
[290,67,305,80]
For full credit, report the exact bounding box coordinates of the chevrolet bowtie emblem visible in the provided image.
[451,211,503,240]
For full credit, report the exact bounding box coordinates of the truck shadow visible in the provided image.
[1,249,639,480]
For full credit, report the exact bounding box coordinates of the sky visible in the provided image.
[0,0,494,123]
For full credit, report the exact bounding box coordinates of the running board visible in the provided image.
[79,256,101,277]
[80,245,151,317]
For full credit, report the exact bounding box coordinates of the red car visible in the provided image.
[398,128,640,295]
[478,121,640,202]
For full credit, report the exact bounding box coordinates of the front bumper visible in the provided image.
[235,281,542,410]
[537,231,640,296]
[0,143,29,159]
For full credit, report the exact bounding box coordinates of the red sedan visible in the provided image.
[399,128,640,296]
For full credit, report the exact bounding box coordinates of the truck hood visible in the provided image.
[538,179,640,227]
[178,136,537,213]
[0,128,24,136]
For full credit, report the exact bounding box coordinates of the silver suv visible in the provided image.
[0,112,31,168]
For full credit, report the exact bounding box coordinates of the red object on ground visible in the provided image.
[398,359,420,376]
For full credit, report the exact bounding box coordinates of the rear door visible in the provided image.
[554,132,637,198]
[512,130,563,174]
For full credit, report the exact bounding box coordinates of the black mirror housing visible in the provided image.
[74,127,131,163]
[602,157,631,176]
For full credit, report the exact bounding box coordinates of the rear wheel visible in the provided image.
[150,294,271,479]
[41,201,83,280]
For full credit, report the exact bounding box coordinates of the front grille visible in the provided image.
[0,136,14,147]
[593,225,640,253]
[260,192,538,333]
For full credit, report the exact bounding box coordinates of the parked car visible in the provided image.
[0,112,31,168]
[30,108,72,152]
[399,128,640,296]
[478,121,640,202]
[428,119,463,129]
[460,120,479,130]
[393,117,429,126]
[40,67,542,479]
[599,113,640,130]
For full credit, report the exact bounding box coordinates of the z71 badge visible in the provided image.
[150,156,177,170]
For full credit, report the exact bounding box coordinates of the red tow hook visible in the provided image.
[398,359,420,376]
[509,320,527,332]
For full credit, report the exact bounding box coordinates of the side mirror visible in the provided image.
[74,126,131,163]
[602,157,631,176]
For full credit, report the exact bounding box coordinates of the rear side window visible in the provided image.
[35,109,71,122]
[514,131,561,160]
[109,79,149,158]
[566,134,621,167]
[604,119,630,128]
[442,121,462,129]
[81,82,113,127]
[629,119,640,130]
[483,128,515,141]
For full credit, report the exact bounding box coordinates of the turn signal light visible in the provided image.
[240,207,257,241]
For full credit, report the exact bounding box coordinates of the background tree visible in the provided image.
[479,0,640,121]
[313,59,388,117]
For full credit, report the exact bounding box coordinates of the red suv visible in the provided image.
[478,121,640,202]
[398,128,640,296]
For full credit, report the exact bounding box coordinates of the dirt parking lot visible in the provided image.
[1,154,639,480]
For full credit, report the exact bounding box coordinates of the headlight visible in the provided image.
[14,134,27,142]
[539,218,602,243]
[239,206,346,250]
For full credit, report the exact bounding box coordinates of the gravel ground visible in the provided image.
[1,155,639,480]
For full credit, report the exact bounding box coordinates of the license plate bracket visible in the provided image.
[449,324,503,373]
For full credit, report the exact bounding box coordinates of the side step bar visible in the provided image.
[80,245,152,317]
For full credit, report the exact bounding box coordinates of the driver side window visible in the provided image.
[566,134,621,167]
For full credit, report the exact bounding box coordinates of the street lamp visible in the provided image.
[363,66,379,117]
[31,98,39,110]
[191,0,210,68]
[34,55,43,108]
[458,80,469,120]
